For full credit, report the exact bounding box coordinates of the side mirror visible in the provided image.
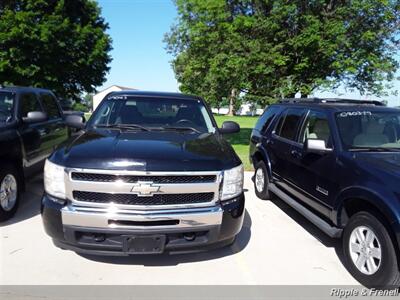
[23,111,47,123]
[219,121,240,134]
[305,139,332,153]
[65,114,85,129]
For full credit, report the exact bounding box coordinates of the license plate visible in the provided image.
[125,235,166,254]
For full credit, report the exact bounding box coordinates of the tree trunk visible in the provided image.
[227,88,236,116]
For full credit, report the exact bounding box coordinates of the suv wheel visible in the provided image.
[254,161,270,200]
[0,164,20,222]
[343,211,400,288]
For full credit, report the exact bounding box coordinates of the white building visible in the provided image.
[93,85,137,111]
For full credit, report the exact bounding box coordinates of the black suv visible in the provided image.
[42,91,245,255]
[0,86,69,221]
[250,98,400,288]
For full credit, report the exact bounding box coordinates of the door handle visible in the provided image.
[290,150,302,158]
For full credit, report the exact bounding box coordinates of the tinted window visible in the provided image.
[255,106,280,133]
[277,108,304,141]
[301,111,332,147]
[0,91,15,123]
[40,93,60,119]
[20,93,42,117]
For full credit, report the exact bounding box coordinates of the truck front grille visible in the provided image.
[66,169,221,209]
[73,191,215,206]
[71,172,216,184]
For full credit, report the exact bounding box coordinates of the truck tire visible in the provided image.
[342,211,400,288]
[0,164,20,222]
[254,161,270,200]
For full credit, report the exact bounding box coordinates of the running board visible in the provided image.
[268,183,342,238]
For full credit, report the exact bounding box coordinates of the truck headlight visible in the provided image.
[220,164,244,200]
[44,159,66,200]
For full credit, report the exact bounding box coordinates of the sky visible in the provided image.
[97,0,400,106]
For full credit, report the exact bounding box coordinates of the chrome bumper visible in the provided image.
[61,204,223,231]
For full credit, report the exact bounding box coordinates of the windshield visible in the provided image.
[89,96,216,133]
[0,92,15,123]
[336,110,400,150]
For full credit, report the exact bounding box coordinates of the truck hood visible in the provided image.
[51,129,240,171]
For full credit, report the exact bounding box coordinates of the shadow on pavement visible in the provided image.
[0,174,43,227]
[269,193,347,270]
[79,209,252,266]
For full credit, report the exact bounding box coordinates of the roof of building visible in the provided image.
[96,85,137,94]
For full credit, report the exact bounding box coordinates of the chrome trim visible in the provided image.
[64,168,222,210]
[61,204,223,230]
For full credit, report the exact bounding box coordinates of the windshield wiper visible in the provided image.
[349,147,400,152]
[96,124,150,131]
[159,126,201,134]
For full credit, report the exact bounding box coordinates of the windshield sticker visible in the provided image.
[108,95,127,100]
[338,111,372,118]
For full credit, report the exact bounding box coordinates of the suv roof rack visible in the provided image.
[278,98,386,106]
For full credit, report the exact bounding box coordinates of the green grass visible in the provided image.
[83,113,257,171]
[214,115,258,171]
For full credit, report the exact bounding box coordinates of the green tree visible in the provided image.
[0,0,112,99]
[166,0,400,110]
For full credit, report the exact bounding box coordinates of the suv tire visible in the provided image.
[342,211,400,288]
[0,164,20,222]
[254,161,270,200]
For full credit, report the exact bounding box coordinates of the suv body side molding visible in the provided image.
[269,183,342,238]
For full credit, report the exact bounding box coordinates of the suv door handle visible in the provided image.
[290,149,302,158]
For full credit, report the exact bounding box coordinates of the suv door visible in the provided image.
[19,92,50,168]
[267,108,306,181]
[38,92,68,155]
[288,109,337,216]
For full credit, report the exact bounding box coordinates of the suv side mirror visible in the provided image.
[65,114,85,129]
[23,111,47,123]
[305,139,332,153]
[219,121,240,134]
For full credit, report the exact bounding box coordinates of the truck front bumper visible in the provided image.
[41,194,245,255]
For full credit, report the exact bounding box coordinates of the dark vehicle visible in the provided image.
[41,91,244,255]
[0,86,70,221]
[250,98,400,288]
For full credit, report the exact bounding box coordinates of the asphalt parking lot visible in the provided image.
[0,172,357,285]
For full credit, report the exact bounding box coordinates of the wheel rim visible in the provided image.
[255,168,265,193]
[0,174,18,212]
[349,226,382,275]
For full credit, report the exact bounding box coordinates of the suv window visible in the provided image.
[275,108,305,141]
[40,93,60,119]
[301,110,332,147]
[255,106,280,133]
[20,93,42,118]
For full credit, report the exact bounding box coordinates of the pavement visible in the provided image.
[0,172,357,285]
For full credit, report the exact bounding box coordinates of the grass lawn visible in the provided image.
[214,115,258,171]
[83,113,258,171]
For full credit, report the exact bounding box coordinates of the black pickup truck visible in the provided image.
[41,91,245,255]
[0,86,69,221]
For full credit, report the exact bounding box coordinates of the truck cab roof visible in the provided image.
[105,90,202,101]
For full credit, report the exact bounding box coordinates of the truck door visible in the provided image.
[19,92,50,168]
[38,92,68,155]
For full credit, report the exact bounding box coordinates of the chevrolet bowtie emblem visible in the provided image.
[131,182,161,196]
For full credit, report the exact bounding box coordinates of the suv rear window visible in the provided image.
[275,108,305,141]
[254,106,280,133]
